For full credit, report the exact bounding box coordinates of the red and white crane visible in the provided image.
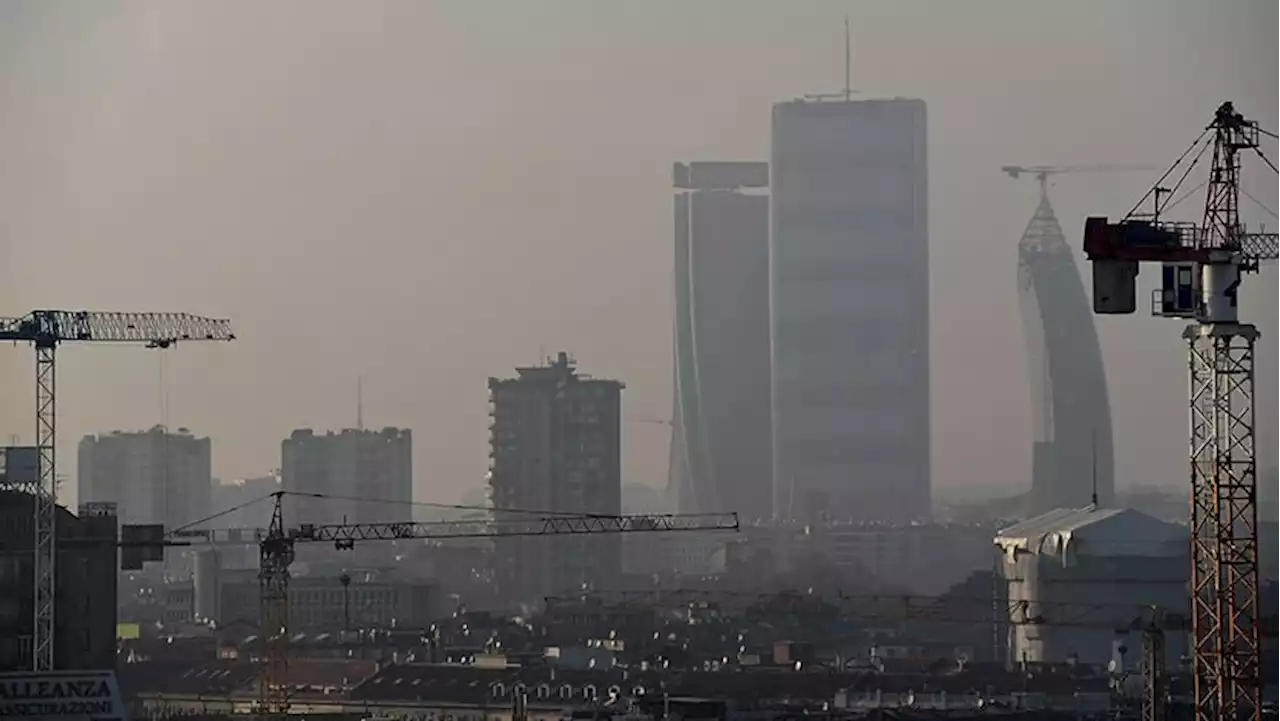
[1080,102,1278,721]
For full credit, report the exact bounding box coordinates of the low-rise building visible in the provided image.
[995,506,1189,666]
[0,494,118,670]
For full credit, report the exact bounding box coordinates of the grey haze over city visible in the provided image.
[0,0,1275,509]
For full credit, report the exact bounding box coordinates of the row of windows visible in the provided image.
[773,348,925,385]
[772,316,925,352]
[772,370,926,404]
[773,251,923,281]
[773,206,923,237]
[774,444,925,473]
[773,286,921,325]
[774,408,919,442]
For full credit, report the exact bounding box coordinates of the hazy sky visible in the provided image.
[0,0,1276,509]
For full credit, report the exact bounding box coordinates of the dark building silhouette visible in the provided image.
[770,97,930,523]
[0,494,118,671]
[668,161,773,522]
[1017,191,1114,512]
[488,352,623,606]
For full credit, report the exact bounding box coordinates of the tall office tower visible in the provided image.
[281,428,412,526]
[1018,190,1114,513]
[488,352,623,605]
[78,425,212,529]
[770,97,930,524]
[668,161,773,522]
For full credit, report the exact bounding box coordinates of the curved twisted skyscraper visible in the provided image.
[1017,189,1115,512]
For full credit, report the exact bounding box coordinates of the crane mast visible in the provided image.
[1081,102,1278,721]
[0,310,234,671]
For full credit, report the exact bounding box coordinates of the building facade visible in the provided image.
[281,428,413,527]
[0,495,118,671]
[995,507,1187,667]
[78,426,212,530]
[1016,191,1115,513]
[210,474,280,530]
[668,161,773,523]
[770,97,930,523]
[488,352,623,605]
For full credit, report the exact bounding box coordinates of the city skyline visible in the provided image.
[0,1,1275,511]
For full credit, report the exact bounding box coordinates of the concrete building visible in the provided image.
[807,521,997,596]
[78,426,212,530]
[668,161,773,523]
[770,97,930,524]
[1017,190,1114,514]
[281,427,412,527]
[995,506,1188,667]
[715,520,995,596]
[174,564,437,631]
[0,495,118,671]
[488,352,623,606]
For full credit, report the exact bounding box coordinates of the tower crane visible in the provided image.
[1080,101,1279,721]
[1002,163,1160,194]
[246,491,739,717]
[0,310,234,671]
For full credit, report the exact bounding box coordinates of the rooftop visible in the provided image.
[995,506,1186,563]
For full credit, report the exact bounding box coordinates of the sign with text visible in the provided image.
[0,670,127,720]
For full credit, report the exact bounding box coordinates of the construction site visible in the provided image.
[0,102,1271,721]
[0,1,1277,713]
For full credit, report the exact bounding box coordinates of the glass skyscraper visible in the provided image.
[770,98,930,523]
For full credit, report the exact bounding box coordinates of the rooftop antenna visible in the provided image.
[843,16,852,101]
[1090,428,1099,507]
[802,17,858,102]
[356,376,364,431]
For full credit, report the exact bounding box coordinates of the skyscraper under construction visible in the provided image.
[1016,186,1114,512]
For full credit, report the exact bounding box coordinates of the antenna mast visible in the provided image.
[356,377,364,431]
[843,17,852,101]
[1090,428,1098,507]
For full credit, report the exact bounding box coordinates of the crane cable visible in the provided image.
[169,487,624,536]
[168,493,275,536]
[1245,133,1279,217]
[1125,128,1212,219]
[1241,188,1278,219]
[288,490,622,519]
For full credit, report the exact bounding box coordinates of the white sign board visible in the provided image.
[0,670,128,721]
